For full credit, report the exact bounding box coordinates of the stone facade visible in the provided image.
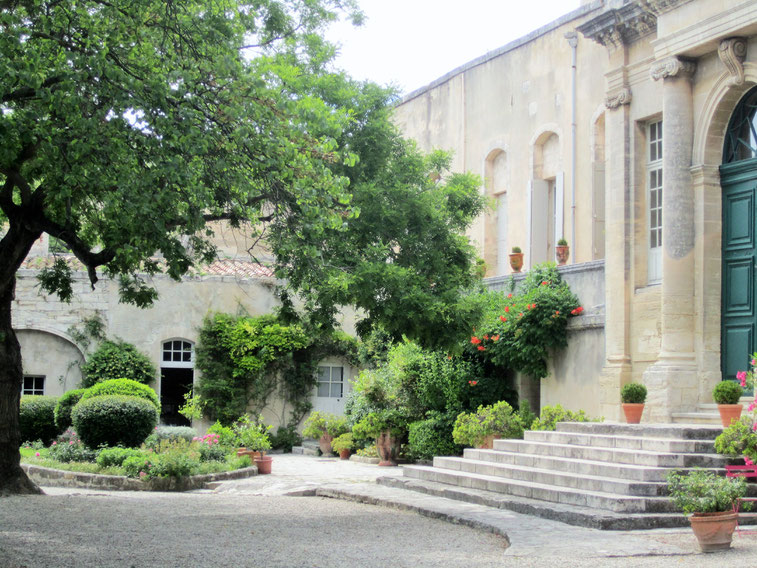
[395,0,757,421]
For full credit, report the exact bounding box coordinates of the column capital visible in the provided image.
[650,56,696,81]
[718,37,747,86]
[605,86,632,109]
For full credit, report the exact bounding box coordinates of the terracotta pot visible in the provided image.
[236,448,262,462]
[254,455,273,475]
[717,404,743,428]
[376,430,401,467]
[621,403,644,424]
[476,434,500,449]
[318,433,334,455]
[555,245,569,265]
[338,448,351,460]
[689,511,738,552]
[509,252,524,273]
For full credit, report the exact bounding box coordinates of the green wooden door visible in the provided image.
[721,158,757,380]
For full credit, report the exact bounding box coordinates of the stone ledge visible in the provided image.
[21,463,257,492]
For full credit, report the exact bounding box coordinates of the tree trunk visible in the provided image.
[0,277,43,495]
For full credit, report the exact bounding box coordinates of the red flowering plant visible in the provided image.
[467,263,582,379]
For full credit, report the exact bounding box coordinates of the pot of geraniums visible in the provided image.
[555,238,569,266]
[620,382,647,424]
[233,414,273,471]
[302,411,349,456]
[509,246,524,273]
[353,410,405,467]
[667,469,749,552]
[452,401,524,449]
[713,380,745,428]
[331,432,354,460]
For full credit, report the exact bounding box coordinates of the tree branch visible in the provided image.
[1,76,64,103]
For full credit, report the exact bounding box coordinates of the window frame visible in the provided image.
[161,339,194,369]
[21,375,45,396]
[647,120,663,284]
[315,365,344,399]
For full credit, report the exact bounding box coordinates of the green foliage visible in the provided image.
[143,426,198,451]
[147,440,201,479]
[47,429,97,463]
[331,433,354,453]
[408,413,461,460]
[178,390,205,422]
[452,401,524,448]
[19,396,60,446]
[207,421,238,449]
[557,238,568,247]
[80,341,156,388]
[712,381,744,405]
[122,455,155,479]
[620,383,647,404]
[714,417,757,462]
[269,425,303,452]
[72,395,158,448]
[530,404,598,431]
[511,247,522,254]
[667,469,749,514]
[54,389,86,431]
[352,409,406,439]
[96,447,145,469]
[232,415,272,452]
[302,411,348,439]
[470,264,581,379]
[80,378,161,412]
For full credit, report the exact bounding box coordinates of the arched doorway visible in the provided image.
[721,86,757,382]
[160,339,194,426]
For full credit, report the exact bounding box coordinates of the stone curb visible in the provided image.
[21,463,258,491]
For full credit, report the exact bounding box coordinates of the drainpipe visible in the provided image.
[565,31,578,261]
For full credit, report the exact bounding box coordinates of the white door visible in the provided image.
[310,364,349,415]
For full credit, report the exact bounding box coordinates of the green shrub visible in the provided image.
[80,378,160,411]
[81,339,156,388]
[530,404,598,431]
[96,447,145,468]
[302,411,348,439]
[48,429,97,463]
[54,389,86,431]
[620,383,647,404]
[269,424,302,452]
[408,414,460,460]
[714,417,757,462]
[712,380,744,405]
[19,395,60,445]
[452,401,524,447]
[207,421,237,448]
[148,440,201,478]
[233,414,272,451]
[667,469,748,514]
[143,425,197,450]
[72,395,159,448]
[122,454,155,478]
[331,433,354,453]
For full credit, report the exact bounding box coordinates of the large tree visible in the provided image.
[0,0,484,495]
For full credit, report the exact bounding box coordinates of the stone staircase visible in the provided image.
[377,422,757,530]
[291,439,321,456]
[672,396,754,424]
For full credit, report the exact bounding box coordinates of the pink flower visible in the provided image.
[69,441,74,445]
[749,402,756,412]
[51,441,57,445]
[745,456,755,466]
[737,371,747,386]
[139,471,147,478]
[35,452,40,457]
[752,358,756,366]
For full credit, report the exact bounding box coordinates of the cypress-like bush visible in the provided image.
[19,395,60,445]
[72,395,158,448]
[79,378,160,412]
[54,389,86,431]
[80,340,156,388]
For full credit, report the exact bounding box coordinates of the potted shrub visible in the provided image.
[352,410,405,466]
[509,246,524,273]
[233,414,273,472]
[452,401,524,449]
[331,433,354,460]
[713,381,745,427]
[667,469,749,552]
[302,411,349,455]
[555,238,569,265]
[620,383,647,424]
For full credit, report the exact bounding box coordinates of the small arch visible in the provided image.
[483,148,508,276]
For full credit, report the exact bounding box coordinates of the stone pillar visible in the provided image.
[643,56,698,422]
[598,71,633,421]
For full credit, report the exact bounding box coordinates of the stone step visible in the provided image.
[554,422,723,440]
[376,476,757,531]
[433,456,666,497]
[462,448,713,482]
[492,439,725,468]
[670,412,721,425]
[402,464,676,513]
[523,429,716,453]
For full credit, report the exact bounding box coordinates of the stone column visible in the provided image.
[643,56,698,421]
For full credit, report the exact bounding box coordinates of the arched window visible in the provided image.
[723,86,757,163]
[162,339,194,368]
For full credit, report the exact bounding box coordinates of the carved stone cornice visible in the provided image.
[639,0,693,16]
[605,86,632,109]
[577,3,657,49]
[719,37,747,86]
[650,56,696,81]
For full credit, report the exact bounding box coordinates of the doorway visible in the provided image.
[160,339,194,426]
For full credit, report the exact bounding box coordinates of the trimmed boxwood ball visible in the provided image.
[79,378,160,412]
[72,395,159,448]
[54,388,86,431]
[713,380,744,405]
[620,382,647,404]
[19,395,61,445]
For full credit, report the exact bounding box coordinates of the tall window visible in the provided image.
[648,120,663,284]
[316,366,343,398]
[21,375,45,396]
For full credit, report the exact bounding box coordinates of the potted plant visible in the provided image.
[509,246,524,273]
[352,410,405,466]
[715,417,757,461]
[555,238,569,265]
[233,414,273,472]
[331,432,354,460]
[713,381,745,427]
[452,401,524,449]
[302,411,349,455]
[620,382,647,424]
[666,469,749,552]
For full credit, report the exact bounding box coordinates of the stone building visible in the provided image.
[393,0,757,421]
